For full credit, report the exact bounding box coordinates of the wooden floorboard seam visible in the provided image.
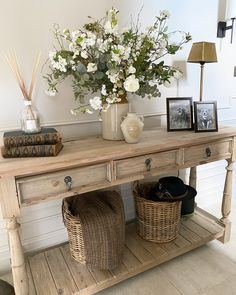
[43,251,61,295]
[59,247,81,292]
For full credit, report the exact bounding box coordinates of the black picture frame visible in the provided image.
[194,101,218,132]
[166,97,193,131]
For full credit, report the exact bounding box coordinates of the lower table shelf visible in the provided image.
[26,208,224,295]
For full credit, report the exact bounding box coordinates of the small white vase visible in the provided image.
[121,112,144,143]
[101,101,129,140]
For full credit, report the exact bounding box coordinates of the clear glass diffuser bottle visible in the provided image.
[21,100,41,133]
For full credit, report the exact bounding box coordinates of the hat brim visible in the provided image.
[155,184,197,202]
[184,185,197,199]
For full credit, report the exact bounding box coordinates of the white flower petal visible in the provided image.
[89,96,102,110]
[124,75,140,92]
[87,63,97,72]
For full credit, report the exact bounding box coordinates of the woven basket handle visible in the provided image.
[62,197,74,226]
[61,199,67,226]
[133,181,140,197]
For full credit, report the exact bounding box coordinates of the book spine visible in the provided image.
[1,143,63,158]
[3,133,61,148]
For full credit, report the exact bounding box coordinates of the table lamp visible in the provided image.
[187,42,217,101]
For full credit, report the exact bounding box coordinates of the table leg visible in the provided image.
[6,217,29,295]
[189,166,197,189]
[189,166,197,207]
[219,159,234,243]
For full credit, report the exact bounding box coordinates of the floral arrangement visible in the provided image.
[45,8,191,114]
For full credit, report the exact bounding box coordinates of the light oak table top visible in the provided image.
[1,125,236,178]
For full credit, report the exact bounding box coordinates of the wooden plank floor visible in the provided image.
[26,209,224,295]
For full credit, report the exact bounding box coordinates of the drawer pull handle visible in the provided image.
[145,158,152,172]
[206,147,211,157]
[64,176,72,191]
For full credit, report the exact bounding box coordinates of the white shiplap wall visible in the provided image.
[1,0,236,274]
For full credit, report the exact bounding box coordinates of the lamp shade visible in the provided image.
[187,42,217,64]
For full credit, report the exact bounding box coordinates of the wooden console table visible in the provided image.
[1,126,236,295]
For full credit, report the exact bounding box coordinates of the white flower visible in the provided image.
[51,55,67,72]
[99,40,109,53]
[173,70,183,80]
[101,85,107,96]
[128,65,136,74]
[104,21,112,34]
[117,45,125,54]
[106,96,116,104]
[89,96,102,110]
[123,47,131,60]
[85,38,96,47]
[87,63,97,72]
[160,10,170,19]
[124,75,140,92]
[69,43,77,52]
[71,30,81,42]
[86,109,93,114]
[49,51,56,62]
[62,28,69,34]
[87,32,96,39]
[159,39,167,49]
[104,21,118,34]
[111,52,121,64]
[106,70,119,83]
[110,73,119,83]
[45,89,56,97]
[81,51,88,59]
[73,50,80,58]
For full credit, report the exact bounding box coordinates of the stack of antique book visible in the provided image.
[1,128,63,158]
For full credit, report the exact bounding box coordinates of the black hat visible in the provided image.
[155,176,197,202]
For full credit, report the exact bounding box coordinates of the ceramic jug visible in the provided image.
[121,112,144,143]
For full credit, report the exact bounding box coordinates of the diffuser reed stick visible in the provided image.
[5,52,42,133]
[5,51,41,100]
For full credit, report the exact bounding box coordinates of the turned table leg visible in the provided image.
[6,217,29,295]
[219,159,234,243]
[189,166,197,207]
[189,166,197,189]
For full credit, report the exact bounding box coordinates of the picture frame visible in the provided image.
[194,101,218,132]
[166,97,193,131]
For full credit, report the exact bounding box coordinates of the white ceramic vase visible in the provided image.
[101,100,129,140]
[121,112,144,143]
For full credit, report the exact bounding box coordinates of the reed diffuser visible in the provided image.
[5,52,41,133]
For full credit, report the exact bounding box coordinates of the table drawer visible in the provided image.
[16,162,111,204]
[115,150,178,180]
[184,140,232,165]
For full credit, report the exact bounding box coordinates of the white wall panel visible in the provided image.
[1,0,236,274]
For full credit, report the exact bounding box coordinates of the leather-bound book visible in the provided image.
[1,141,63,158]
[3,128,61,147]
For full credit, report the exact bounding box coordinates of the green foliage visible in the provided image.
[45,8,191,114]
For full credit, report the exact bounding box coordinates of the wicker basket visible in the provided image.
[62,190,125,270]
[133,181,182,243]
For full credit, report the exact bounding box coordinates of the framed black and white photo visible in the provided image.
[166,97,193,131]
[194,101,218,132]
